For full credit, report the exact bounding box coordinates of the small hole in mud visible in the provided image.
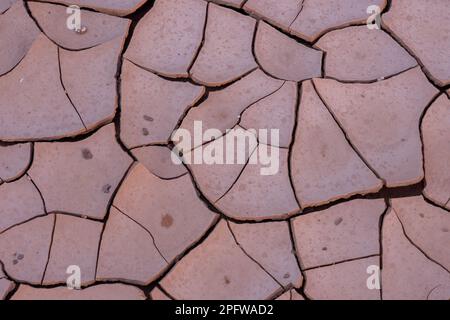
[142,128,149,136]
[442,228,449,233]
[283,273,290,279]
[102,184,112,194]
[334,217,343,226]
[81,148,93,160]
[143,115,154,122]
[224,276,231,285]
[161,214,174,228]
[322,247,328,251]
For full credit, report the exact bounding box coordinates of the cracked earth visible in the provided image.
[0,0,449,300]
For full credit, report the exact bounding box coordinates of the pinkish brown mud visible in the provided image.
[0,0,449,300]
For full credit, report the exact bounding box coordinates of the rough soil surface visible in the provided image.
[0,0,449,300]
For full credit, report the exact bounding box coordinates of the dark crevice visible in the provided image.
[155,284,176,300]
[0,213,48,237]
[175,79,285,155]
[113,205,169,264]
[212,0,317,49]
[226,220,285,290]
[381,15,447,90]
[251,20,284,82]
[110,1,158,164]
[0,53,27,78]
[240,0,249,9]
[130,142,170,150]
[307,0,392,47]
[27,0,117,17]
[288,0,305,29]
[3,282,18,300]
[418,91,446,203]
[137,217,223,296]
[214,144,258,204]
[94,161,136,279]
[24,0,103,52]
[288,219,306,291]
[0,143,34,184]
[40,213,56,285]
[124,57,201,86]
[26,173,47,213]
[302,254,380,272]
[311,79,385,184]
[287,82,303,209]
[57,47,87,130]
[377,191,392,300]
[392,207,450,275]
[187,2,209,76]
[322,65,419,84]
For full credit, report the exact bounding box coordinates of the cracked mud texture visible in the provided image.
[0,0,449,300]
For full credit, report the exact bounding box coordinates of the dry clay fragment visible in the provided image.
[12,283,146,300]
[290,0,387,41]
[305,257,381,300]
[43,214,103,286]
[160,220,282,300]
[229,221,303,288]
[60,37,124,130]
[0,176,45,233]
[255,22,322,82]
[114,163,218,261]
[190,4,257,86]
[382,209,450,300]
[422,95,450,209]
[125,0,206,78]
[316,26,417,82]
[28,124,133,219]
[292,199,385,269]
[0,215,54,285]
[0,143,31,182]
[29,2,130,50]
[34,0,147,16]
[183,127,258,203]
[132,146,187,180]
[244,0,303,31]
[121,60,205,149]
[176,69,283,150]
[0,34,85,141]
[97,207,168,285]
[0,1,40,76]
[291,81,382,208]
[240,81,297,148]
[392,196,450,272]
[216,145,299,221]
[383,0,450,86]
[314,67,439,188]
